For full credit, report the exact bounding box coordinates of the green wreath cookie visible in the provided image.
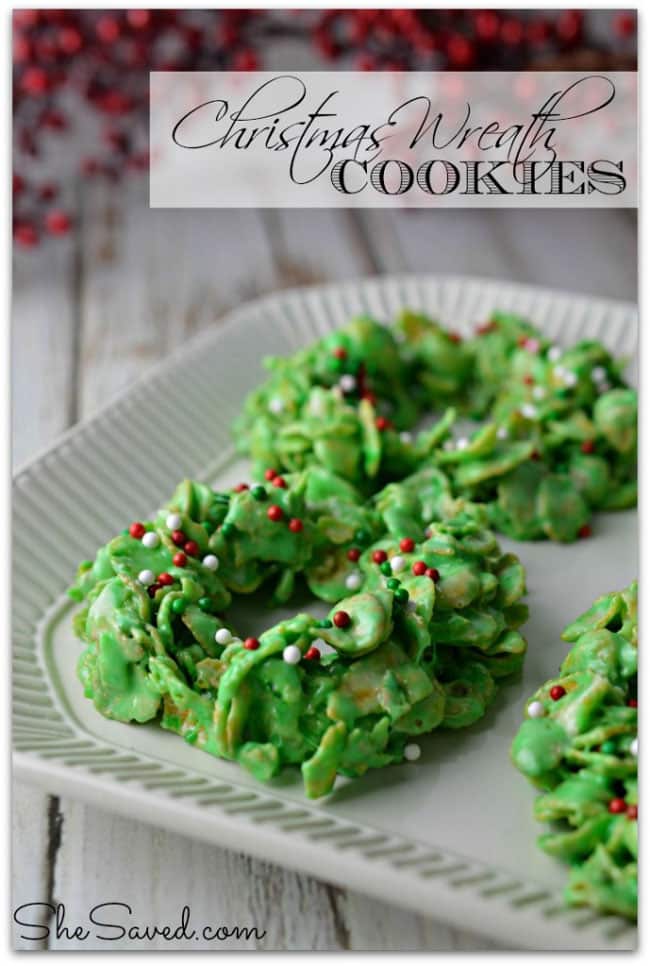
[70,468,528,798]
[511,582,638,920]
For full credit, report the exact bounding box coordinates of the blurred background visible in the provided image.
[12,7,638,952]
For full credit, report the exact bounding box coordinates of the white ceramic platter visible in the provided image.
[13,276,638,950]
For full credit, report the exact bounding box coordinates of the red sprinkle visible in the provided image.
[627,804,638,820]
[523,374,534,386]
[147,583,160,598]
[272,476,287,489]
[264,468,277,481]
[129,522,145,539]
[372,549,388,564]
[267,505,284,522]
[184,540,199,557]
[171,529,186,546]
[412,561,427,576]
[244,637,260,651]
[158,572,174,586]
[172,552,187,568]
[581,440,596,454]
[530,450,541,461]
[333,346,347,360]
[476,320,497,336]
[333,610,351,628]
[578,524,592,539]
[448,332,462,344]
[347,548,361,562]
[304,646,321,661]
[628,698,638,708]
[608,797,627,815]
[288,518,303,533]
[426,567,440,582]
[362,391,377,405]
[399,537,415,553]
[234,482,249,492]
[376,416,391,431]
[550,685,566,701]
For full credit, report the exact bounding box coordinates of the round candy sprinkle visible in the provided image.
[234,482,249,492]
[198,597,212,612]
[333,610,351,628]
[627,804,638,820]
[244,637,260,651]
[412,561,427,576]
[550,685,566,701]
[581,439,595,454]
[288,518,303,533]
[202,554,219,570]
[304,646,321,661]
[497,426,509,440]
[390,555,406,574]
[158,572,174,586]
[600,739,617,755]
[129,522,145,539]
[184,540,199,557]
[532,386,546,401]
[142,531,160,549]
[267,504,284,522]
[332,346,347,360]
[578,524,592,539]
[628,698,638,708]
[354,529,369,544]
[345,572,362,591]
[147,583,160,598]
[456,437,469,450]
[523,374,534,386]
[399,431,413,444]
[339,374,356,393]
[171,529,186,546]
[520,403,538,420]
[251,485,267,501]
[591,365,607,383]
[426,567,440,582]
[282,644,301,664]
[608,797,627,814]
[166,512,182,530]
[527,701,545,718]
[171,597,186,615]
[399,537,415,553]
[404,743,421,762]
[268,397,284,415]
[347,548,361,562]
[372,549,387,564]
[272,476,287,488]
[138,569,155,586]
[172,552,187,568]
[215,628,232,645]
[394,587,409,605]
[375,416,390,431]
[221,522,236,538]
[630,737,638,757]
[264,468,277,481]
[547,345,562,362]
[316,619,333,629]
[386,577,401,590]
[379,561,392,576]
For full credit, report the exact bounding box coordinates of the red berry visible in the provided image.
[376,416,390,431]
[628,698,638,709]
[304,646,321,661]
[372,550,388,564]
[399,537,415,553]
[614,13,636,39]
[412,561,427,576]
[57,26,83,55]
[288,518,303,533]
[184,540,199,557]
[44,210,72,236]
[550,685,566,701]
[347,548,361,562]
[527,18,552,45]
[272,476,286,489]
[581,440,595,454]
[96,16,121,43]
[13,223,39,248]
[556,10,583,45]
[232,48,259,71]
[267,505,284,522]
[158,572,174,586]
[172,552,187,568]
[21,67,50,96]
[578,524,592,539]
[234,483,249,492]
[264,468,277,481]
[447,34,475,68]
[426,567,440,582]
[171,529,186,546]
[39,183,58,202]
[127,9,152,29]
[332,346,347,360]
[129,522,145,539]
[333,610,351,628]
[608,797,627,815]
[501,18,525,45]
[627,804,638,820]
[243,637,260,651]
[474,10,500,41]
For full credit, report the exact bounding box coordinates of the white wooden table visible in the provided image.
[12,186,636,950]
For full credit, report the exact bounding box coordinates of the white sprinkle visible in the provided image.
[282,644,302,665]
[443,439,455,451]
[547,345,562,363]
[345,572,362,591]
[527,700,545,719]
[215,628,232,645]
[138,569,155,587]
[497,426,509,440]
[520,403,538,420]
[312,637,336,656]
[339,374,356,393]
[268,397,284,415]
[456,437,469,451]
[404,743,421,762]
[591,366,607,384]
[598,380,611,394]
[202,554,219,571]
[532,386,546,401]
[563,370,578,388]
[142,531,160,549]
[166,512,182,530]
[399,431,413,445]
[390,555,406,574]
[630,737,638,757]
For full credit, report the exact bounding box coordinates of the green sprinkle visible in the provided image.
[202,520,216,534]
[185,729,198,745]
[316,618,333,629]
[394,587,409,605]
[221,522,236,537]
[171,597,187,615]
[600,739,617,755]
[386,577,401,590]
[380,561,392,576]
[198,597,212,612]
[251,485,267,501]
[354,529,369,544]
